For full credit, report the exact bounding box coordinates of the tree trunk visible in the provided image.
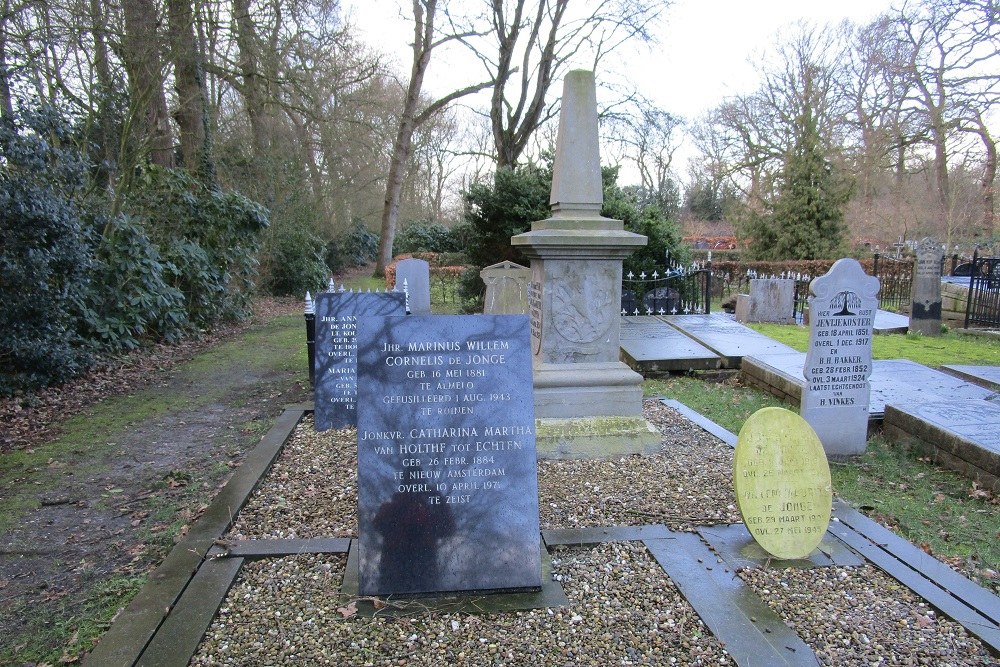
[0,0,14,122]
[975,119,996,239]
[375,0,433,275]
[88,0,116,170]
[167,0,210,178]
[120,0,174,168]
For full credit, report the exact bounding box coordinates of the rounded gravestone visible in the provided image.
[734,407,832,559]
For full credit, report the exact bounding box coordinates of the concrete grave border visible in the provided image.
[84,403,1000,666]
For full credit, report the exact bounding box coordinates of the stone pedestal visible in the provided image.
[511,70,658,457]
[515,235,648,420]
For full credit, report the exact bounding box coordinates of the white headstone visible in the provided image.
[395,258,431,315]
[800,259,879,457]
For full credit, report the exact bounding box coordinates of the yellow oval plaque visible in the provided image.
[733,407,832,559]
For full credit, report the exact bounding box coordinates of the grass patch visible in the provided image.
[3,573,146,664]
[831,435,1000,590]
[747,323,1000,367]
[643,374,784,435]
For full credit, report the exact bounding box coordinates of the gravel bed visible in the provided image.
[193,543,731,666]
[192,401,995,666]
[738,565,994,666]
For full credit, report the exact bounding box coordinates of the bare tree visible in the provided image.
[374,0,494,275]
[475,0,669,169]
[891,0,1000,245]
[604,92,683,211]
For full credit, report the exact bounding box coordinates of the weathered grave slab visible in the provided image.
[355,314,540,596]
[619,315,720,373]
[734,408,832,559]
[481,260,531,314]
[313,290,406,430]
[396,257,431,315]
[801,258,879,456]
[698,524,863,570]
[743,355,997,420]
[884,399,1000,492]
[739,352,808,404]
[663,314,799,368]
[734,278,795,324]
[909,237,943,336]
[873,309,909,334]
[941,364,1000,390]
[868,359,999,415]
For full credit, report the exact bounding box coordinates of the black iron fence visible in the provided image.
[871,253,913,312]
[964,250,1000,329]
[621,258,713,315]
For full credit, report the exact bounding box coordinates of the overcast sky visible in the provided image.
[344,0,898,180]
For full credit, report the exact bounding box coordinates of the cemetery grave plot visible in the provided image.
[89,403,1000,666]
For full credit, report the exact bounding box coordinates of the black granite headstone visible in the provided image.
[313,291,406,431]
[355,314,540,596]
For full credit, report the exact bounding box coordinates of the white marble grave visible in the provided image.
[800,259,880,457]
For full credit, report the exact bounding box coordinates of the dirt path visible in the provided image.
[0,303,312,663]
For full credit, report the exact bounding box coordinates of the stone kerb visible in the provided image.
[800,258,879,457]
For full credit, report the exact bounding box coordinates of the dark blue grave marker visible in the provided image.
[355,314,540,596]
[313,290,406,431]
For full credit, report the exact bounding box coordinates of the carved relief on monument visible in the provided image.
[553,275,614,346]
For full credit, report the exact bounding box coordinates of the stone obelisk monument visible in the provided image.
[513,70,659,457]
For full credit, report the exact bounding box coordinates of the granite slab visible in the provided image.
[884,399,1000,491]
[619,316,720,372]
[355,314,540,596]
[940,364,1000,390]
[873,309,909,334]
[662,314,800,368]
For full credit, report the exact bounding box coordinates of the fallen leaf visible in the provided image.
[336,601,358,618]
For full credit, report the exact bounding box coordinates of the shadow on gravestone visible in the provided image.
[355,314,540,596]
[313,290,407,431]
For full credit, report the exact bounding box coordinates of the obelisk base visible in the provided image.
[532,362,660,458]
[535,417,661,459]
